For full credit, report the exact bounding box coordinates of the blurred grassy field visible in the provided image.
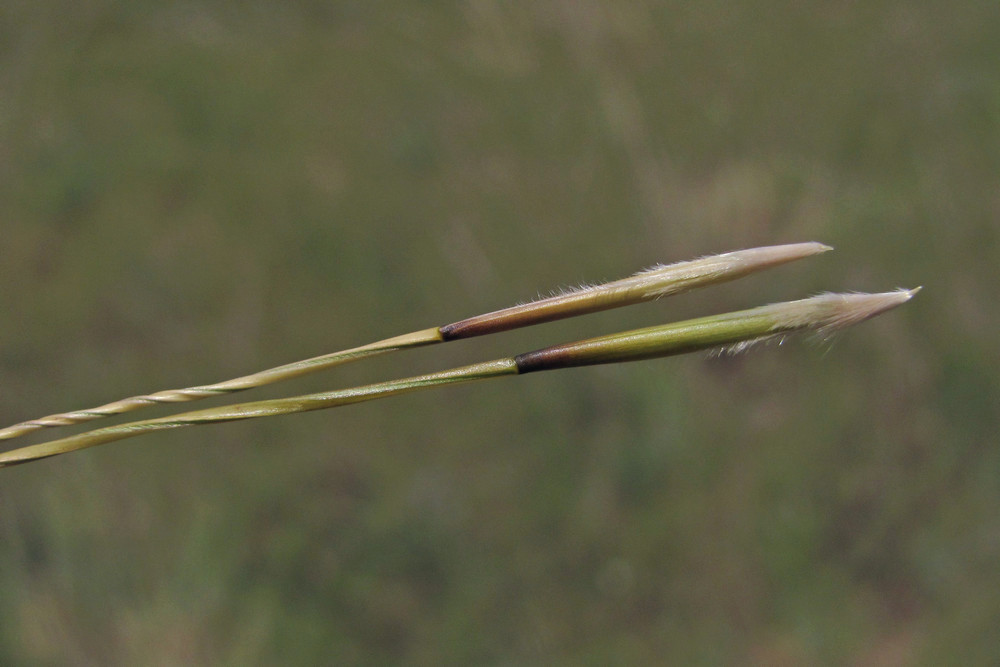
[1,1,997,663]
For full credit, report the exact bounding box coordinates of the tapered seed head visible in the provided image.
[440,242,833,339]
[513,288,920,372]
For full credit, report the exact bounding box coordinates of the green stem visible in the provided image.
[0,360,519,468]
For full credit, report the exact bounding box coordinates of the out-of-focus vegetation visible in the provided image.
[0,1,995,663]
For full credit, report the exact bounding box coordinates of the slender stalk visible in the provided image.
[0,289,917,469]
[0,242,829,441]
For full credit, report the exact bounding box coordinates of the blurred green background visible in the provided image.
[1,1,996,664]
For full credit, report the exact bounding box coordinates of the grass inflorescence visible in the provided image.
[0,243,917,468]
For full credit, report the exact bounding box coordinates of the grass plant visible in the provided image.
[0,243,917,468]
[0,242,827,440]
